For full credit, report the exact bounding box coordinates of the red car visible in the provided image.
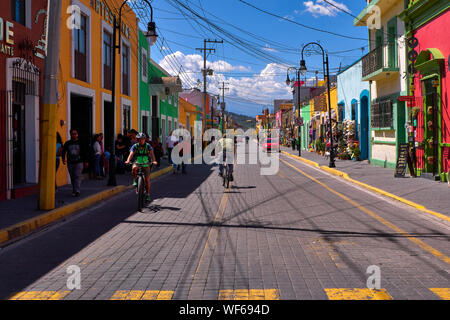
[262,138,280,153]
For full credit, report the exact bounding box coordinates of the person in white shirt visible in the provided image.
[93,134,103,179]
[166,131,178,166]
[217,134,237,181]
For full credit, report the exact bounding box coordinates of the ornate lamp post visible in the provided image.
[108,0,157,186]
[299,42,335,168]
[286,67,302,156]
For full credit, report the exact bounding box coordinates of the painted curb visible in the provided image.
[282,151,450,222]
[0,166,175,246]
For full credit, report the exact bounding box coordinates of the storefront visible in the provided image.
[0,0,48,200]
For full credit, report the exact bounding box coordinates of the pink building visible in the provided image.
[401,1,450,181]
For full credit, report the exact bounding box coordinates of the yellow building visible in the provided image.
[179,98,201,137]
[310,86,338,120]
[57,0,139,185]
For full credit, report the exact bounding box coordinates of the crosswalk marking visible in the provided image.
[429,288,450,300]
[324,288,393,300]
[218,289,280,300]
[109,290,174,300]
[7,288,450,300]
[9,290,70,300]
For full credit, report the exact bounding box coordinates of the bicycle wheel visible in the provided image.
[137,176,144,211]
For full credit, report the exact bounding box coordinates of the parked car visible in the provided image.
[262,138,280,153]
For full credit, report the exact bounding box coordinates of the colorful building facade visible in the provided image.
[148,59,181,145]
[57,0,139,186]
[0,0,49,200]
[400,0,450,181]
[337,59,370,160]
[354,0,408,168]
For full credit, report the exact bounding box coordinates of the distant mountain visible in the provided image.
[224,111,255,131]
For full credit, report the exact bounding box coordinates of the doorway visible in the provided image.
[104,101,114,153]
[70,94,93,156]
[12,81,26,185]
[360,95,369,160]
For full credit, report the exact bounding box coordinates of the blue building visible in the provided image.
[337,59,370,160]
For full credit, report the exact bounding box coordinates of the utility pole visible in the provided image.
[39,0,62,210]
[219,82,229,134]
[196,39,223,135]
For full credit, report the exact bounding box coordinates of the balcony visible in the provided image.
[361,43,399,81]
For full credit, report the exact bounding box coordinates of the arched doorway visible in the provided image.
[360,91,370,160]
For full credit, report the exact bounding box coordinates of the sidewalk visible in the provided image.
[0,159,171,231]
[281,146,450,216]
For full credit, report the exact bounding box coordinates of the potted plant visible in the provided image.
[427,138,434,149]
[427,156,434,164]
[427,120,433,131]
[351,146,361,161]
[410,106,420,118]
[427,106,433,115]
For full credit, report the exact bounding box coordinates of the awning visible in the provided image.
[149,76,182,99]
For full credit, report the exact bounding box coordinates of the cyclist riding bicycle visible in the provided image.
[217,133,237,181]
[125,133,157,202]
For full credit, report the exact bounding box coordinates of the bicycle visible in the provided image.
[128,163,152,212]
[221,154,233,189]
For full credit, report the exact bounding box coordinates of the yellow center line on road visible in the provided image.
[280,158,450,266]
[188,182,230,297]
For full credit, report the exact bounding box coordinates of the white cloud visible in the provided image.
[303,0,350,18]
[262,44,278,53]
[158,52,292,106]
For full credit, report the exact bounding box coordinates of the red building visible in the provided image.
[401,1,450,181]
[0,0,48,200]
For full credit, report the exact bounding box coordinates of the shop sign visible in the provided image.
[34,9,47,59]
[0,17,15,56]
[90,0,131,39]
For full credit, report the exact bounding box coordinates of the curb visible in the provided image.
[0,166,174,246]
[281,151,450,222]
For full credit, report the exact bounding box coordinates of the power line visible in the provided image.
[237,0,368,41]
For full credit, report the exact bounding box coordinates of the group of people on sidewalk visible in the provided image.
[57,128,187,197]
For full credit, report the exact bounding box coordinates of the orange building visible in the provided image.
[179,98,201,137]
[56,0,139,185]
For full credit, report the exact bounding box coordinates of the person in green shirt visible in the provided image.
[125,133,157,202]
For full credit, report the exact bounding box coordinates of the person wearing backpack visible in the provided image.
[62,129,89,197]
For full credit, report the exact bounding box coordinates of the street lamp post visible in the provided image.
[299,42,335,168]
[286,67,301,156]
[108,0,157,186]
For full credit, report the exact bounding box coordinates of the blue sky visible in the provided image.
[131,0,369,117]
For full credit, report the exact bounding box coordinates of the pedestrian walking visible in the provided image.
[151,137,164,168]
[62,129,89,197]
[56,132,63,189]
[166,131,177,166]
[92,134,103,179]
[115,134,127,174]
[175,136,187,174]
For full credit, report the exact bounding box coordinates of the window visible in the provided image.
[141,49,148,81]
[122,44,130,95]
[11,0,25,25]
[74,14,87,81]
[103,30,112,90]
[371,100,393,129]
[142,115,149,136]
[387,18,397,68]
[123,105,131,131]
